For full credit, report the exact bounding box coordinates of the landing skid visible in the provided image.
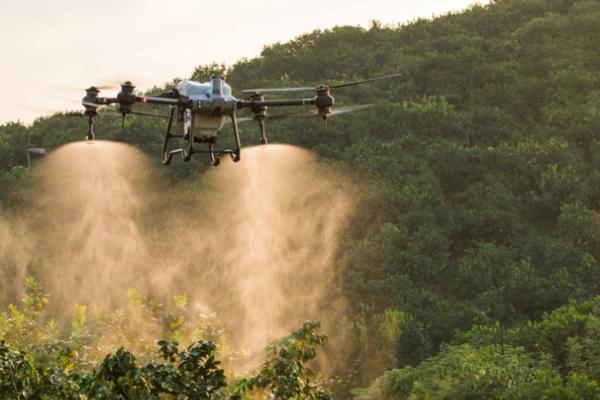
[161,109,242,166]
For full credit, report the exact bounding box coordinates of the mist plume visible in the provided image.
[28,141,151,310]
[3,141,354,358]
[0,214,31,304]
[151,144,353,351]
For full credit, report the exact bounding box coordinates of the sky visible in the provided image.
[0,0,490,124]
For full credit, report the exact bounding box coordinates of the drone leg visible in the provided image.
[161,108,176,165]
[259,118,268,145]
[183,112,195,161]
[85,115,95,142]
[230,112,242,162]
[208,143,220,167]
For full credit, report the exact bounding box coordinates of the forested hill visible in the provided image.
[3,0,600,398]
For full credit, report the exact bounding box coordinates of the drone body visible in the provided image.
[81,73,401,166]
[178,79,233,141]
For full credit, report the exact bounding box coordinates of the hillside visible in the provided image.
[2,0,600,398]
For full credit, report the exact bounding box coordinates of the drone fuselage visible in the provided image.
[176,79,237,142]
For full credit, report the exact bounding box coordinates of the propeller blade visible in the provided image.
[329,73,402,89]
[132,110,170,118]
[86,77,152,86]
[241,86,314,94]
[126,110,171,119]
[241,73,402,93]
[52,96,86,105]
[267,104,373,120]
[82,101,103,108]
[102,107,171,119]
[82,103,121,116]
[95,84,120,90]
[18,105,85,116]
[61,83,120,91]
[329,103,373,115]
[267,109,318,119]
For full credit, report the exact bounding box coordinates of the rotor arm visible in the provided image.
[136,96,181,106]
[85,96,180,109]
[104,97,119,104]
[82,96,119,108]
[237,98,316,108]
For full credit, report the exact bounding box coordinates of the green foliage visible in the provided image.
[237,321,332,400]
[558,202,600,256]
[0,327,331,399]
[0,339,228,399]
[457,295,600,377]
[361,343,600,400]
[0,280,331,399]
[3,0,600,396]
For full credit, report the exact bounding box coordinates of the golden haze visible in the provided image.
[1,141,355,357]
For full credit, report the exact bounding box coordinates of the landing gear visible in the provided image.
[161,108,196,164]
[85,115,95,142]
[230,111,242,162]
[258,118,268,145]
[208,143,220,167]
[183,112,195,162]
[161,108,184,165]
[205,112,241,166]
[161,109,242,166]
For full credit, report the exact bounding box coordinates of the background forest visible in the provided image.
[2,0,600,398]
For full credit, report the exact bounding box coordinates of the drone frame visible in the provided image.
[81,73,402,166]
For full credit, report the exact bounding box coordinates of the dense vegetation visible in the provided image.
[0,278,332,399]
[3,0,600,397]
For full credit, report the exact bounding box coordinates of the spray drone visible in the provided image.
[81,73,401,166]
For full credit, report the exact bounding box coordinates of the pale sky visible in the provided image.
[0,0,489,124]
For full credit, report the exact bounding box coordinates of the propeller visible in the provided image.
[237,104,372,122]
[242,86,314,94]
[82,99,170,120]
[18,105,85,116]
[60,83,121,91]
[82,101,102,108]
[267,104,372,119]
[86,77,152,87]
[241,73,402,94]
[102,107,171,119]
[329,73,403,89]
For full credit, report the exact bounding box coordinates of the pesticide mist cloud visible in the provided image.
[27,141,152,311]
[1,141,355,355]
[151,144,353,351]
[0,214,32,305]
